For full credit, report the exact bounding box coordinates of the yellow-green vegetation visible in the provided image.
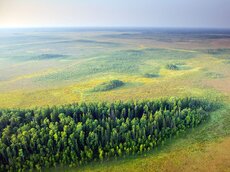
[0,28,230,171]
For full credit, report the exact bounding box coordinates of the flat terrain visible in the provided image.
[0,28,230,171]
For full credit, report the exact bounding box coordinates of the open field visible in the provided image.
[0,28,230,171]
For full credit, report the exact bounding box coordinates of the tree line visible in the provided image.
[0,97,215,171]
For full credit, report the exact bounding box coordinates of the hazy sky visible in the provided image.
[0,0,229,28]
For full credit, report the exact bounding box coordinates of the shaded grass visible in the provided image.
[205,72,225,79]
[33,54,68,60]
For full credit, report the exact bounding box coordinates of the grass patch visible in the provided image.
[202,48,230,59]
[204,48,230,55]
[34,54,68,60]
[205,72,225,79]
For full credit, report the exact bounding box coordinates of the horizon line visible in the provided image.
[0,26,230,30]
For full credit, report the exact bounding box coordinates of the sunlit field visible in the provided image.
[1,28,230,171]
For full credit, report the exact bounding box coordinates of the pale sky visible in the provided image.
[0,0,230,28]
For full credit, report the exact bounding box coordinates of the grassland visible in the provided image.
[0,28,230,171]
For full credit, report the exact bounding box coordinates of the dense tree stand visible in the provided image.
[0,97,215,171]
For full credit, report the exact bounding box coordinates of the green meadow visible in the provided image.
[0,28,230,171]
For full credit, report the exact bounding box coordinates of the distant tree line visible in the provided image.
[0,98,214,171]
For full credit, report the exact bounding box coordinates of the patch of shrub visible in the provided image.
[144,73,159,78]
[92,80,124,92]
[166,64,179,70]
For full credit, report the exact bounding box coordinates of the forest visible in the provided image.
[0,97,215,171]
